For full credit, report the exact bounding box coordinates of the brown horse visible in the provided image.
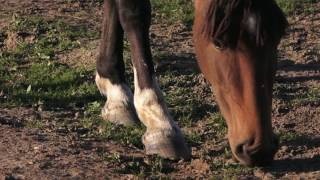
[95,0,288,166]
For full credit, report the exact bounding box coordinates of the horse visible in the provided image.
[95,0,288,166]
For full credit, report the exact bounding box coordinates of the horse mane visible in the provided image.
[202,0,288,49]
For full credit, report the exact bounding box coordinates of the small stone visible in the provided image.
[56,127,68,134]
[254,169,265,178]
[281,145,289,152]
[254,169,275,180]
[190,159,210,173]
[76,127,89,134]
[225,158,237,166]
[277,107,289,114]
[263,172,275,180]
[74,112,80,119]
[39,161,52,170]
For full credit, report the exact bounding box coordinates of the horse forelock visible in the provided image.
[202,0,288,49]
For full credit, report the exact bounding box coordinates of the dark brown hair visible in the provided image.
[202,0,288,49]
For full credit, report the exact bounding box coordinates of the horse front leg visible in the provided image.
[116,0,191,159]
[96,0,139,126]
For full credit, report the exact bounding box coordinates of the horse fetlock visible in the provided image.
[95,73,130,99]
[95,73,139,126]
[134,87,191,159]
[134,88,173,129]
[142,127,191,160]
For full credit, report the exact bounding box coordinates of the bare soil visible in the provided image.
[0,0,319,179]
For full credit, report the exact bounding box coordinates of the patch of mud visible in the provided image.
[0,108,143,179]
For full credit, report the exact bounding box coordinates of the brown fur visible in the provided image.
[194,0,288,165]
[202,0,288,49]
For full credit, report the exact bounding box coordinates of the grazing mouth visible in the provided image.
[232,138,279,166]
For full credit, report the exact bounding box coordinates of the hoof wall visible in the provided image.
[143,128,191,160]
[101,102,139,126]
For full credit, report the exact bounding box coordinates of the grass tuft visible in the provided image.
[276,0,318,14]
[151,0,194,24]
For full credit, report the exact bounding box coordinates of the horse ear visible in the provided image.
[267,1,288,44]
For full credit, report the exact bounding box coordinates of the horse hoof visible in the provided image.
[101,102,139,126]
[142,127,191,160]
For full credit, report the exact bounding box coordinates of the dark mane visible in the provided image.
[202,0,288,49]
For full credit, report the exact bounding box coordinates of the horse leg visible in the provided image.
[96,0,139,126]
[116,0,191,159]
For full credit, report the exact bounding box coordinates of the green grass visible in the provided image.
[276,0,318,14]
[25,119,44,129]
[279,131,300,142]
[8,16,97,59]
[0,16,99,109]
[158,69,215,127]
[292,87,320,105]
[78,99,145,148]
[151,0,193,24]
[0,60,99,109]
[0,15,146,148]
[274,83,320,107]
[149,0,317,25]
[211,164,254,179]
[98,152,174,178]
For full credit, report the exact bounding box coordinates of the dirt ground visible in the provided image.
[0,0,319,179]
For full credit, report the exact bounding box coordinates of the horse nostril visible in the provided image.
[234,139,275,166]
[234,142,252,165]
[235,138,255,155]
[235,143,244,156]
